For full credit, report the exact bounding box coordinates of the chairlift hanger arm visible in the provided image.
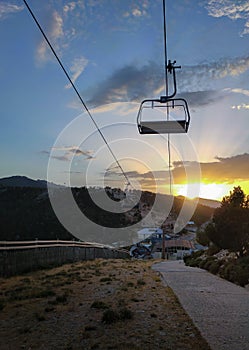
[161,60,181,101]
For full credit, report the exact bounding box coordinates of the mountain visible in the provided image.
[0,175,47,188]
[0,176,215,241]
[0,175,62,189]
[197,197,221,208]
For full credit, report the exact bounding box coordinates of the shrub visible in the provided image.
[101,309,120,324]
[91,300,109,309]
[137,279,146,286]
[187,257,202,268]
[101,307,134,324]
[208,261,221,275]
[206,244,221,256]
[100,277,112,283]
[199,259,207,269]
[235,267,249,287]
[0,301,5,311]
[220,262,249,287]
[119,307,133,320]
[184,250,205,267]
[202,257,216,271]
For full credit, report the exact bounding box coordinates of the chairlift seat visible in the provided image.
[137,97,190,135]
[138,120,188,134]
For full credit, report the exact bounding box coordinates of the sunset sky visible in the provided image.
[1,0,249,201]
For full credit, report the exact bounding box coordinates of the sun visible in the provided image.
[174,182,232,201]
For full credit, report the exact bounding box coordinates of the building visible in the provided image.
[137,227,163,241]
[152,239,195,260]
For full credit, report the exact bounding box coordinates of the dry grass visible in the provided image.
[0,259,211,350]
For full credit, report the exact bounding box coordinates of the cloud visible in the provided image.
[0,3,23,19]
[65,56,89,89]
[180,57,249,92]
[63,2,76,13]
[173,153,249,183]
[104,153,249,186]
[205,0,249,36]
[36,10,64,63]
[226,88,249,97]
[181,90,227,107]
[232,103,249,110]
[105,168,169,181]
[41,146,95,162]
[51,155,70,162]
[83,55,249,110]
[52,146,93,156]
[123,1,149,18]
[86,62,166,107]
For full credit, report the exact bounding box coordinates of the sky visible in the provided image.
[1,0,249,201]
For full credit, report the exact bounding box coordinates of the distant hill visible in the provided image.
[175,195,220,208]
[197,197,221,208]
[0,175,47,188]
[0,176,215,241]
[0,175,62,189]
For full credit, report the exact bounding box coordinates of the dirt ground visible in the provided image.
[0,259,211,350]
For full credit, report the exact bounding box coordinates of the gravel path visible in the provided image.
[153,260,249,350]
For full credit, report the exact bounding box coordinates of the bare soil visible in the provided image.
[0,259,210,350]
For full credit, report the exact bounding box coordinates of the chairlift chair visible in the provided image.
[137,60,191,135]
[137,97,190,134]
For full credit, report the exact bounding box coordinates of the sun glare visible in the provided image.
[174,183,232,201]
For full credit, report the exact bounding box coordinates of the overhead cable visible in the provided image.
[22,0,131,187]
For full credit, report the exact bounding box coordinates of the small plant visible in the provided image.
[55,294,68,304]
[101,307,134,324]
[119,307,133,320]
[99,277,112,283]
[127,282,134,287]
[85,325,97,331]
[37,289,56,298]
[208,261,221,275]
[101,309,120,324]
[131,297,140,302]
[91,300,109,309]
[44,306,55,312]
[137,279,146,286]
[35,312,46,321]
[0,301,5,311]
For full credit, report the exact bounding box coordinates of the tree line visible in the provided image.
[198,186,249,257]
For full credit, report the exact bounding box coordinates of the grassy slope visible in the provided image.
[0,259,210,350]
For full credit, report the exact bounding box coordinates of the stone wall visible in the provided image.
[0,246,130,277]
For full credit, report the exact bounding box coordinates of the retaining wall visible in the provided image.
[0,246,130,277]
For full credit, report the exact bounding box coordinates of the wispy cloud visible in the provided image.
[83,55,249,109]
[65,56,89,89]
[41,146,95,162]
[232,103,249,110]
[226,88,249,97]
[51,155,70,162]
[63,2,76,14]
[0,3,23,20]
[36,10,64,63]
[205,0,249,36]
[52,146,93,156]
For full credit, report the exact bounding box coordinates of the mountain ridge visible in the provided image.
[0,176,221,207]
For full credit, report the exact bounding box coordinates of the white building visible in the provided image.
[137,227,163,241]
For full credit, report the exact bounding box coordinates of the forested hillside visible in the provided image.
[0,185,215,241]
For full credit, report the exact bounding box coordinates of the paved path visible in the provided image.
[153,260,249,350]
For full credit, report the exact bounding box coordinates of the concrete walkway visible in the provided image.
[153,260,249,350]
